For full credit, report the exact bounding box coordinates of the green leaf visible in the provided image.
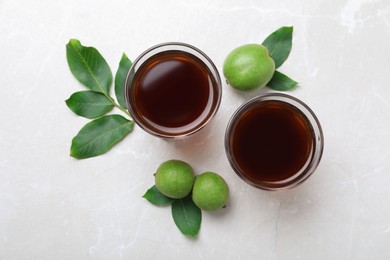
[65,91,114,119]
[171,195,201,237]
[262,26,293,68]
[66,39,112,94]
[70,114,134,159]
[267,70,298,91]
[143,185,174,206]
[115,53,132,109]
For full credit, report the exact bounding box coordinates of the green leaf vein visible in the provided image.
[70,42,107,95]
[76,121,133,151]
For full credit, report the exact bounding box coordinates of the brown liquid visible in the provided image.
[128,51,218,135]
[231,100,313,185]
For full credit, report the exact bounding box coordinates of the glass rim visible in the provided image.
[224,93,324,191]
[124,42,222,139]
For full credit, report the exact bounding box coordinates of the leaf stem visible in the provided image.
[107,95,131,117]
[115,102,131,117]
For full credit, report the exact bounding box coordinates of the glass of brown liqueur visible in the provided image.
[125,43,222,138]
[225,93,324,190]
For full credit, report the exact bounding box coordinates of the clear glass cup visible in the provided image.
[125,42,222,139]
[225,93,324,190]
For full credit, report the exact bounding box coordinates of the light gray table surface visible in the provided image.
[1,0,390,259]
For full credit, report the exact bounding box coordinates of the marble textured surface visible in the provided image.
[1,0,390,259]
